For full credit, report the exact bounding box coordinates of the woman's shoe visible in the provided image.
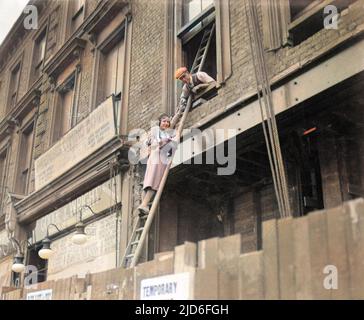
[137,205,149,217]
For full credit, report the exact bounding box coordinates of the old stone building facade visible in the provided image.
[0,0,364,297]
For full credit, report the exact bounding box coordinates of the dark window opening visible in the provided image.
[182,21,217,81]
[299,131,324,215]
[25,246,48,284]
[181,20,218,108]
[11,271,21,288]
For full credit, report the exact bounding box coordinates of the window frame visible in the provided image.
[176,2,218,109]
[174,0,232,112]
[28,26,48,89]
[51,71,79,144]
[287,0,355,46]
[91,23,126,110]
[15,119,35,196]
[0,145,9,214]
[6,60,22,112]
[68,0,86,37]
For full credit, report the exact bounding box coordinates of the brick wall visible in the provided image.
[127,0,166,132]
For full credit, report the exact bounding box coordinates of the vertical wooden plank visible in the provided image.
[218,234,241,299]
[119,267,135,300]
[239,251,264,299]
[174,242,196,273]
[194,237,219,299]
[292,215,313,299]
[278,217,296,300]
[174,242,196,299]
[326,205,350,299]
[344,199,364,299]
[308,210,331,299]
[262,219,280,299]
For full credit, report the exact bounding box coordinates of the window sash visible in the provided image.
[182,0,214,26]
[178,2,215,38]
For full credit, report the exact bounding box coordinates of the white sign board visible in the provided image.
[140,273,191,300]
[34,96,116,190]
[26,289,53,300]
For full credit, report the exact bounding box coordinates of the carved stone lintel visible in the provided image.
[126,12,132,23]
[76,63,82,74]
[88,33,97,47]
[73,48,82,61]
[49,76,56,92]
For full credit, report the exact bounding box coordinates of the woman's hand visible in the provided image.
[159,137,172,147]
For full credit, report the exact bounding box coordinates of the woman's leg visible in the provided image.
[138,188,155,214]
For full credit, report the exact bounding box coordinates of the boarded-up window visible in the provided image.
[7,63,21,110]
[97,36,124,105]
[53,75,75,142]
[0,151,6,212]
[16,123,34,195]
[32,29,47,82]
[70,0,85,35]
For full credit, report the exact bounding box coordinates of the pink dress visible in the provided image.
[143,126,175,191]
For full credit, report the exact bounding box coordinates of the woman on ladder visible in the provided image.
[137,67,215,216]
[137,113,179,216]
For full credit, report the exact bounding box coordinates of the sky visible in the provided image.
[0,0,30,46]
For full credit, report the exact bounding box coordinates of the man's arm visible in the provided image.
[192,72,216,93]
[177,84,190,111]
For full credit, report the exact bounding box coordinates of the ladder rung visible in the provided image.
[131,240,139,246]
[136,227,144,233]
[126,254,134,259]
[199,46,207,53]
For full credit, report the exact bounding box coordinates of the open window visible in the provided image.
[176,0,232,109]
[179,1,217,81]
[25,245,48,284]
